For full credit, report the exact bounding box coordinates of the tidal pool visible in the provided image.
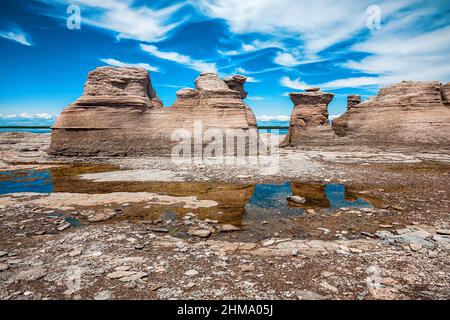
[0,166,379,241]
[0,169,53,194]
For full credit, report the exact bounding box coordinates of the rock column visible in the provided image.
[281,88,335,147]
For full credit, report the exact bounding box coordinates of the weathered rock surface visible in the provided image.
[333,81,450,147]
[224,75,248,99]
[49,68,257,156]
[347,95,361,110]
[281,89,335,147]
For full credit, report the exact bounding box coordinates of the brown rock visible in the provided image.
[87,209,117,222]
[240,264,256,272]
[333,81,450,147]
[220,224,241,232]
[16,267,47,281]
[281,90,335,147]
[187,228,212,238]
[224,75,248,99]
[347,95,361,110]
[49,67,257,156]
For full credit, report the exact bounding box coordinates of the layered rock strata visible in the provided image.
[347,95,361,110]
[332,81,450,146]
[281,89,335,147]
[49,68,257,156]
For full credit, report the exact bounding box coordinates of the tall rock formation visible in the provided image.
[281,88,335,147]
[49,68,257,156]
[332,81,450,147]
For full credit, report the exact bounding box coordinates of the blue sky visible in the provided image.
[1,0,450,125]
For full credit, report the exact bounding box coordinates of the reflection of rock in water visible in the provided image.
[290,182,372,209]
[290,182,330,208]
[325,185,372,208]
[49,165,255,225]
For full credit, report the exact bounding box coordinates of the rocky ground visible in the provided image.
[0,132,449,300]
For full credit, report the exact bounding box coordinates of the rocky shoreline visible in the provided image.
[0,133,449,300]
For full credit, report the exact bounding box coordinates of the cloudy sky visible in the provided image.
[1,0,449,124]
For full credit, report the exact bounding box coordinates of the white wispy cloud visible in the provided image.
[196,0,418,57]
[230,68,259,82]
[245,76,259,83]
[273,51,325,67]
[0,113,53,119]
[329,114,343,122]
[273,52,301,67]
[0,30,32,46]
[219,39,284,56]
[247,96,265,101]
[256,115,290,122]
[39,0,186,42]
[315,15,450,89]
[280,76,309,90]
[100,58,159,72]
[140,44,217,73]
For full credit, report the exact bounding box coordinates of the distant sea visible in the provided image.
[257,121,289,135]
[0,128,51,134]
[0,121,289,135]
[0,119,53,134]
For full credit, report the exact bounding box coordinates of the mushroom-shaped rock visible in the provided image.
[305,87,321,92]
[281,90,335,147]
[224,75,248,99]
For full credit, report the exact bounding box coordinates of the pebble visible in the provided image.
[151,228,169,233]
[287,196,306,204]
[349,248,363,254]
[296,290,326,300]
[317,228,331,235]
[57,223,71,231]
[320,281,339,293]
[0,263,8,271]
[184,269,199,277]
[69,249,82,257]
[119,272,147,282]
[436,229,450,236]
[0,251,7,257]
[115,266,131,271]
[94,290,112,300]
[87,210,117,222]
[240,264,256,272]
[187,228,212,238]
[220,224,240,232]
[262,239,276,247]
[410,243,423,252]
